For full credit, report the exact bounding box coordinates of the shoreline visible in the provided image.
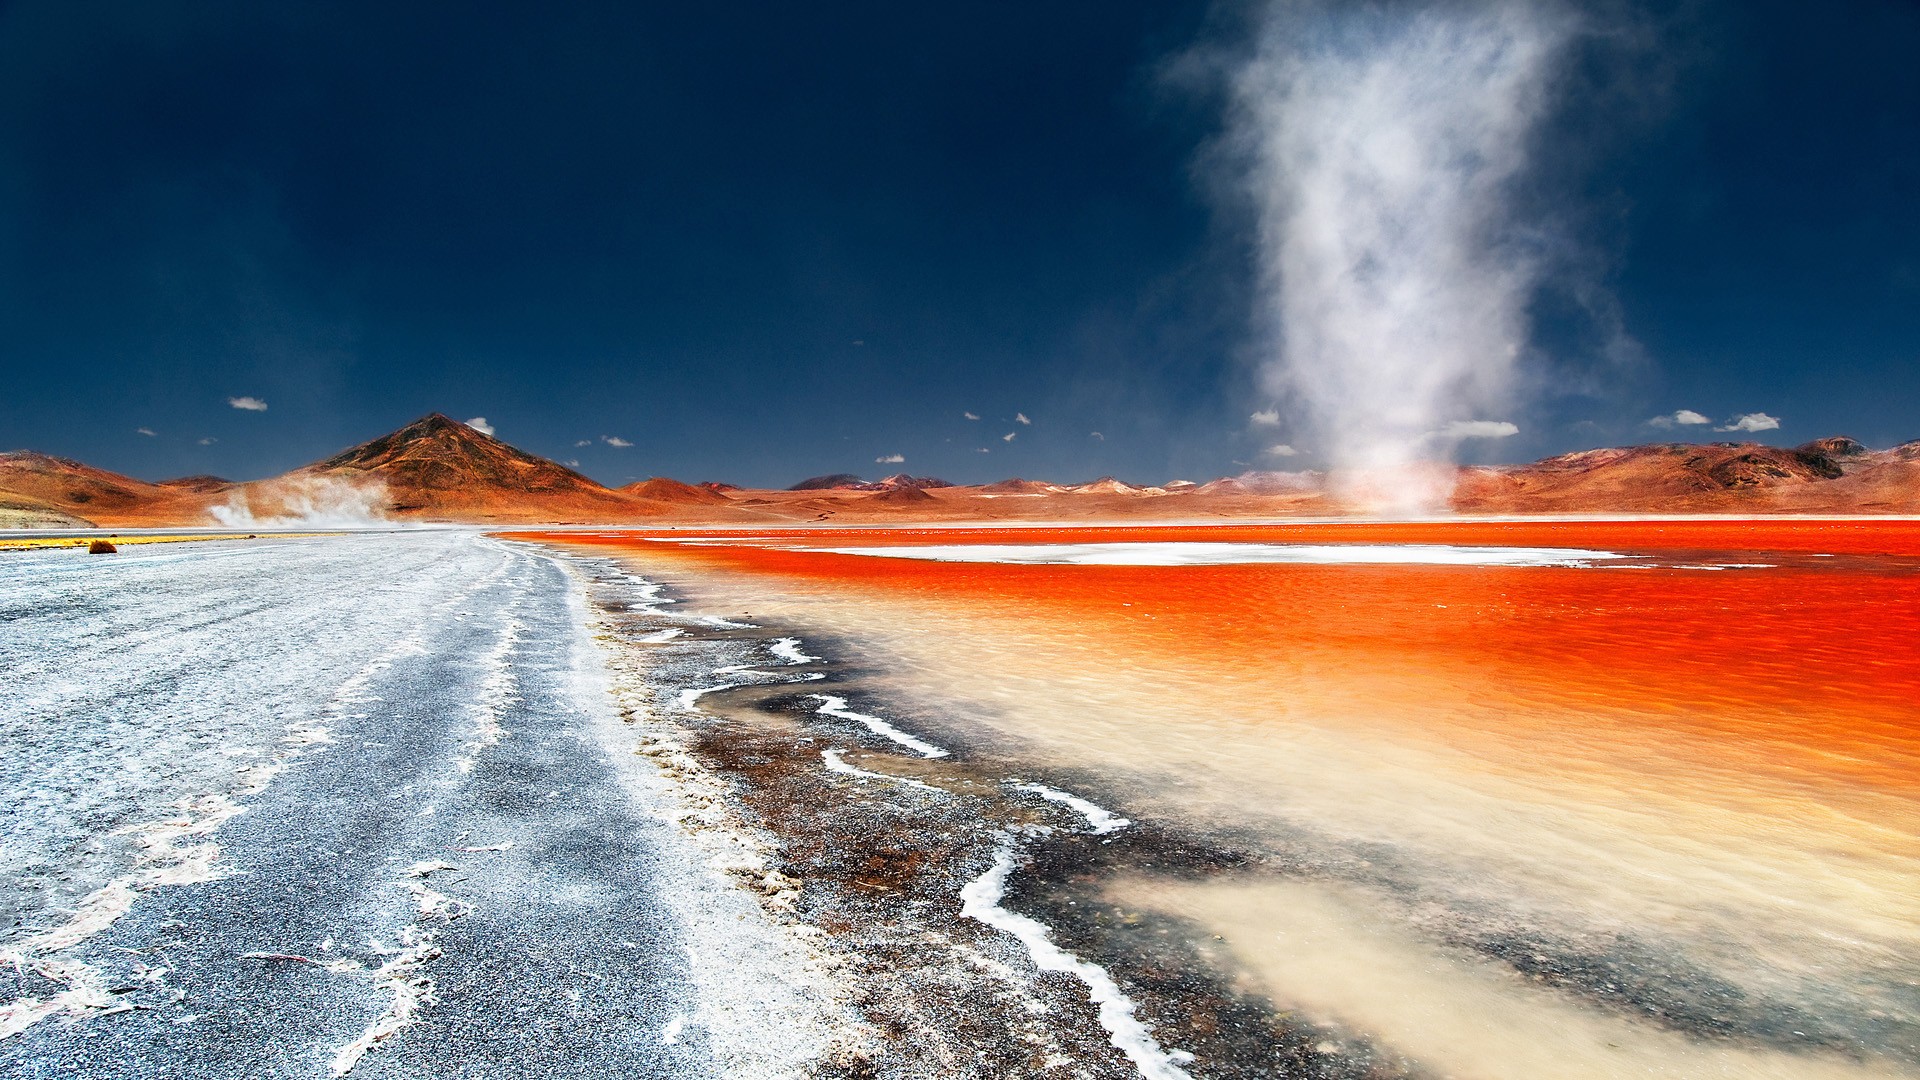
[549,538,1341,1078]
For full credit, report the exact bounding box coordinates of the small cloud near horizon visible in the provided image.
[1015,412,1031,425]
[574,439,592,447]
[963,411,980,421]
[1264,443,1299,457]
[198,436,217,445]
[1647,409,1711,428]
[1250,408,1280,426]
[563,459,580,467]
[227,396,268,412]
[1443,420,1519,439]
[464,416,495,436]
[1002,431,1016,442]
[602,435,632,448]
[136,427,155,436]
[1717,412,1781,433]
[875,453,905,464]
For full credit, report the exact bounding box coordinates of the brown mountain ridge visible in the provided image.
[3,415,1916,528]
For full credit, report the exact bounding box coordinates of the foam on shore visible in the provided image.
[812,695,949,758]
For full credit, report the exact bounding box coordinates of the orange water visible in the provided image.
[521,521,1920,1077]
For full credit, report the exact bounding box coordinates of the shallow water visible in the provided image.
[529,521,1920,1078]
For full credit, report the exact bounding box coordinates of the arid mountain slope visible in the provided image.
[284,413,658,521]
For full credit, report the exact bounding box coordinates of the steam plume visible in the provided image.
[210,476,391,528]
[1228,0,1583,511]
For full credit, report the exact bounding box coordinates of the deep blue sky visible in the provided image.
[2,1,1915,486]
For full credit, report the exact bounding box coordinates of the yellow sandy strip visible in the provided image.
[0,533,330,552]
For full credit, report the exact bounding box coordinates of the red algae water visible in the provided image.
[521,520,1920,1078]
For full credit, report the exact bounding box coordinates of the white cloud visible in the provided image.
[1015,412,1031,425]
[964,411,980,421]
[1717,412,1780,433]
[1249,408,1280,426]
[1443,420,1520,439]
[975,447,991,453]
[1264,443,1300,457]
[563,459,580,467]
[574,439,592,447]
[602,435,632,448]
[464,416,495,436]
[136,427,156,437]
[875,453,905,464]
[1647,409,1710,428]
[227,396,268,412]
[1002,432,1016,442]
[198,436,218,446]
[1090,432,1104,441]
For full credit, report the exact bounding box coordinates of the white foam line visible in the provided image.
[638,628,687,644]
[961,840,1194,1080]
[820,749,939,792]
[699,615,758,629]
[677,684,736,712]
[811,695,948,759]
[800,541,1633,568]
[1011,783,1131,835]
[770,637,820,665]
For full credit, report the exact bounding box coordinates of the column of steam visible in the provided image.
[1230,0,1574,513]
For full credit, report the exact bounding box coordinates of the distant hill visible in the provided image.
[1454,437,1920,514]
[621,477,734,505]
[0,451,203,526]
[790,473,868,491]
[289,413,652,521]
[5,424,1917,528]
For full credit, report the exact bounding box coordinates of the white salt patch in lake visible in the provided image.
[812,695,948,758]
[770,637,821,665]
[799,542,1633,568]
[961,841,1194,1080]
[1011,782,1131,834]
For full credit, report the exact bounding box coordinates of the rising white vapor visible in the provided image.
[1249,408,1280,426]
[1441,419,1519,439]
[1228,0,1588,511]
[464,416,495,436]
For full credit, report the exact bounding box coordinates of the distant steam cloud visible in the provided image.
[136,427,156,437]
[1223,0,1607,511]
[964,411,980,421]
[876,453,905,464]
[1648,409,1711,428]
[1265,443,1300,457]
[210,476,389,528]
[227,396,268,412]
[464,416,495,436]
[1015,413,1031,425]
[602,435,632,448]
[1718,412,1780,433]
[1441,420,1519,439]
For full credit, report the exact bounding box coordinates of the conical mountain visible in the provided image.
[293,413,651,519]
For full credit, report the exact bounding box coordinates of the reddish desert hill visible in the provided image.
[278,413,662,522]
[1454,438,1920,514]
[0,451,209,526]
[621,477,735,506]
